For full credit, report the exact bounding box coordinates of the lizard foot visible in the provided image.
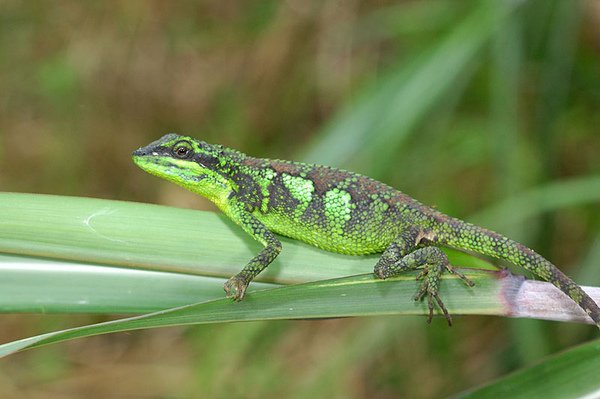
[414,263,453,326]
[413,262,475,326]
[224,275,248,301]
[374,246,475,326]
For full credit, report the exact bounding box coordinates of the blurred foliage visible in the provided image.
[1,0,600,398]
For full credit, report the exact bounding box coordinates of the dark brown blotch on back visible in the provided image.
[269,160,303,176]
[307,166,349,194]
[242,157,269,169]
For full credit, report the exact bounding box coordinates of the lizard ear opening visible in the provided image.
[172,141,194,159]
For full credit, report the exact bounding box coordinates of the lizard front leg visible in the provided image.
[222,201,282,301]
[374,228,474,325]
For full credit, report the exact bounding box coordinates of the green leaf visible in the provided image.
[0,253,277,313]
[3,192,594,358]
[0,271,501,358]
[456,339,600,398]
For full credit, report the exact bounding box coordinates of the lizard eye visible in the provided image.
[173,141,193,159]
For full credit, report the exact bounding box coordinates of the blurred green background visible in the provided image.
[1,0,600,397]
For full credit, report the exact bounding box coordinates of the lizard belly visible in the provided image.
[257,211,397,255]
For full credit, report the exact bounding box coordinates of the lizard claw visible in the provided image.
[446,264,475,287]
[224,275,248,301]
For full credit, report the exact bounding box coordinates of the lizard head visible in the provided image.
[132,133,241,201]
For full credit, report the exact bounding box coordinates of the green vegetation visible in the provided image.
[1,0,600,397]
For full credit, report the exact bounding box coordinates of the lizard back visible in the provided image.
[236,157,426,255]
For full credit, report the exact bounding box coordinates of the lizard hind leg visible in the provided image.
[375,245,474,326]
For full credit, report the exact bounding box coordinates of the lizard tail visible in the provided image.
[430,215,600,328]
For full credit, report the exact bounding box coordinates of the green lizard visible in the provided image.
[132,133,600,327]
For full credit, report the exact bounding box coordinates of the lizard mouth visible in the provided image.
[132,153,207,185]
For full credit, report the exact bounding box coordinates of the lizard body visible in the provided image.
[133,134,600,327]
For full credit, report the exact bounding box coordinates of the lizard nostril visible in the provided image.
[132,148,147,156]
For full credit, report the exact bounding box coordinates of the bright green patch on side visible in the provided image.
[281,173,314,218]
[324,188,355,236]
